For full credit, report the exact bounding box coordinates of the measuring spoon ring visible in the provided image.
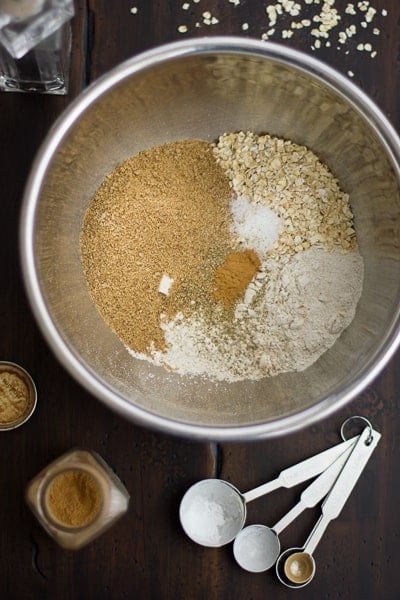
[276,425,381,588]
[232,438,357,572]
[179,434,358,547]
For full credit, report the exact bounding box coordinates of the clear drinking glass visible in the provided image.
[0,0,74,94]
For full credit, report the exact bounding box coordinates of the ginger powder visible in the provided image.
[0,362,36,429]
[45,470,102,528]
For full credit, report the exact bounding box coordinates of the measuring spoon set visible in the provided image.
[179,416,380,588]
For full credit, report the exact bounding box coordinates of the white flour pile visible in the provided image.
[152,247,363,381]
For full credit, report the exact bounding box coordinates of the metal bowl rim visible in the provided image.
[19,37,400,440]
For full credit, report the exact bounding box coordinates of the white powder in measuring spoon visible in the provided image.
[230,196,281,257]
[181,496,229,546]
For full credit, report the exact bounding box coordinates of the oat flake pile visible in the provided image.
[80,131,363,382]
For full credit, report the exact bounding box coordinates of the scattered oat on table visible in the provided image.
[168,0,387,78]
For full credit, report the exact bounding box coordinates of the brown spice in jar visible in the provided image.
[80,140,233,354]
[46,470,101,528]
[213,249,261,308]
[0,371,30,424]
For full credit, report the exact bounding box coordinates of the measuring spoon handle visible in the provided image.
[273,440,356,535]
[304,426,381,556]
[242,435,358,503]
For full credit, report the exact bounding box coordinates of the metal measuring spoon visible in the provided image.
[276,425,381,588]
[179,435,358,547]
[233,438,357,572]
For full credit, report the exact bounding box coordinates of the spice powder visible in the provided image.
[213,249,261,308]
[46,470,101,528]
[0,370,30,425]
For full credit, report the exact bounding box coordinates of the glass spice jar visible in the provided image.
[25,448,130,550]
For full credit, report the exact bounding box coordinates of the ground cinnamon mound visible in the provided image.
[80,140,232,354]
[213,249,261,308]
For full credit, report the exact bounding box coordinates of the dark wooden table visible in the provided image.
[1,1,399,598]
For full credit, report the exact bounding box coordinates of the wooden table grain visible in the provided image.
[1,1,399,599]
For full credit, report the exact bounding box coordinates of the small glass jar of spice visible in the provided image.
[26,448,130,549]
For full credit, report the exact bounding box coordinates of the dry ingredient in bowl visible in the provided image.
[215,131,357,255]
[213,249,261,309]
[80,140,233,355]
[157,247,363,380]
[80,131,363,382]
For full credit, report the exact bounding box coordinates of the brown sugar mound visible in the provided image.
[80,140,232,354]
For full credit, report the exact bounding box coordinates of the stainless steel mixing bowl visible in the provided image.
[20,38,400,440]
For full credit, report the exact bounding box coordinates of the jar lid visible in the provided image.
[0,361,37,430]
